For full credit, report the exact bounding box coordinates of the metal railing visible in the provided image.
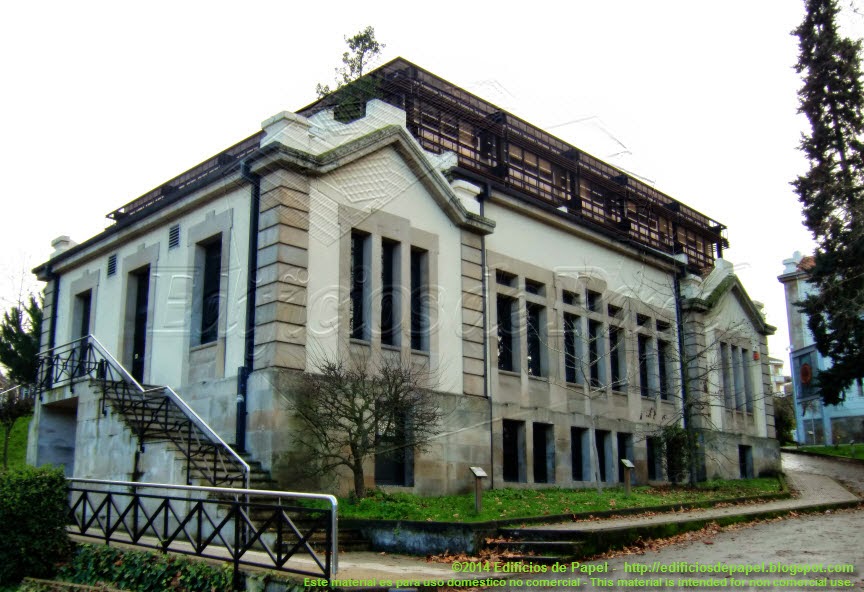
[68,479,338,587]
[0,383,36,402]
[36,336,250,488]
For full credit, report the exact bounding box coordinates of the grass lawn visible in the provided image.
[798,444,864,459]
[338,478,781,522]
[3,415,32,470]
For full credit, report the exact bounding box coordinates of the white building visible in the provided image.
[28,58,779,495]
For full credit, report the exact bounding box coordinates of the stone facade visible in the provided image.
[28,58,779,497]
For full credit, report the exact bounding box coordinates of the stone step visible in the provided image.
[499,528,589,542]
[485,539,583,557]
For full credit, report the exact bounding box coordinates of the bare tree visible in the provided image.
[288,350,444,499]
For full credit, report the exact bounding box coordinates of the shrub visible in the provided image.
[0,466,71,585]
[661,425,691,484]
[59,545,233,592]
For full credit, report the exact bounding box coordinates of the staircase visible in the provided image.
[98,378,260,489]
[39,336,349,574]
[36,335,273,491]
[485,528,586,564]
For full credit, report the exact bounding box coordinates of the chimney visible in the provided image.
[50,235,77,258]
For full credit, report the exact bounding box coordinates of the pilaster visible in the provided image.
[254,169,311,371]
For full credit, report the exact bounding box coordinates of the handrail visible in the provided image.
[70,477,338,505]
[162,385,250,488]
[39,335,250,488]
[88,335,146,391]
[0,384,36,401]
[38,334,89,356]
[1,385,21,398]
[69,477,339,577]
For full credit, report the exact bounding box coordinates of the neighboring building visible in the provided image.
[779,252,864,445]
[767,356,791,399]
[28,58,779,495]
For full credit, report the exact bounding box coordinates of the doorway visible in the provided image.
[73,290,92,377]
[533,423,555,483]
[503,419,526,482]
[130,267,150,383]
[738,445,753,479]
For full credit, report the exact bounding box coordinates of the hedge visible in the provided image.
[0,466,71,585]
[57,545,233,592]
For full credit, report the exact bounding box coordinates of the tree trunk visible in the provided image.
[352,462,366,499]
[2,427,11,469]
[681,395,699,486]
[588,399,603,494]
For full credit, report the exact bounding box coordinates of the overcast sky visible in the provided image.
[3,0,848,367]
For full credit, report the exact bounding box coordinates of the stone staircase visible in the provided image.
[486,527,586,564]
[37,335,361,561]
[101,379,372,552]
[99,380,253,488]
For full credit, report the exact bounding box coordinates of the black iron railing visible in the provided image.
[68,479,338,587]
[0,383,36,403]
[36,336,250,488]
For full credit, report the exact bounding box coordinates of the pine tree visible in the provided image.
[0,296,43,385]
[315,26,385,98]
[792,0,864,405]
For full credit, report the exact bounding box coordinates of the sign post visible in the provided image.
[620,459,634,496]
[469,466,488,513]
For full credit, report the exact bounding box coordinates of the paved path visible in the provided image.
[782,449,864,495]
[512,508,864,591]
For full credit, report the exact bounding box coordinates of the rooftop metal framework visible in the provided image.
[106,58,727,271]
[302,58,728,270]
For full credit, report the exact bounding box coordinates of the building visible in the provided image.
[779,251,864,445]
[28,58,779,495]
[767,356,791,400]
